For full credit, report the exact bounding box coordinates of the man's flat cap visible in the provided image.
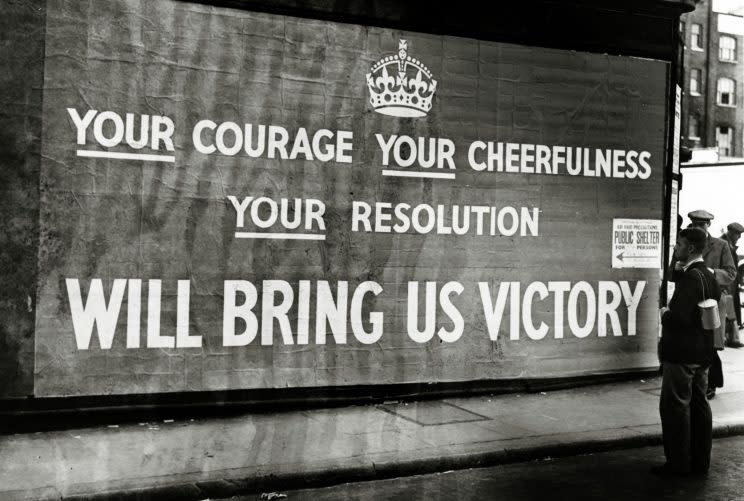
[688,209,715,221]
[728,222,744,233]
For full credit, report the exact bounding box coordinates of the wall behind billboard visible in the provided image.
[0,0,44,398]
[36,0,668,397]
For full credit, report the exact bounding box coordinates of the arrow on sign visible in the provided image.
[615,251,652,262]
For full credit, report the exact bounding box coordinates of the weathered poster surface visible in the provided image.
[36,0,668,396]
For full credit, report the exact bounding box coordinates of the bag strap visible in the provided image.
[692,268,709,302]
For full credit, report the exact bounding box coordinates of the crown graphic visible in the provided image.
[366,40,437,118]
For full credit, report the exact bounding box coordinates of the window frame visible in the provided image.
[717,77,736,107]
[716,125,734,156]
[688,115,701,140]
[691,23,704,51]
[689,68,702,96]
[719,35,737,62]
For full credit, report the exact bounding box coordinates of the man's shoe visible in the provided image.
[650,464,689,477]
[706,388,716,400]
[730,342,744,348]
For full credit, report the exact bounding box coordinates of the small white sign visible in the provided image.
[667,181,679,302]
[669,180,679,240]
[672,85,681,175]
[612,219,663,269]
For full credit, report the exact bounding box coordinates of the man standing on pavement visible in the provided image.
[670,210,737,399]
[721,222,744,342]
[655,227,720,476]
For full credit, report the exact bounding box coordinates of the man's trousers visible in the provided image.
[660,362,712,473]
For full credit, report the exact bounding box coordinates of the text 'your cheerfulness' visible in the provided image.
[65,279,646,350]
[67,109,654,180]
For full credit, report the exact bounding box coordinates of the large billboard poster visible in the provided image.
[35,0,668,397]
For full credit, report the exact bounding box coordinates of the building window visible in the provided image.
[720,35,737,62]
[691,23,704,50]
[716,126,733,156]
[717,77,736,106]
[689,115,700,139]
[690,68,702,95]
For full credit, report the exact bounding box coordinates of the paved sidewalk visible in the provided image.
[4,349,744,501]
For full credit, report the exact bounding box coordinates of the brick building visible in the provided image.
[682,0,744,158]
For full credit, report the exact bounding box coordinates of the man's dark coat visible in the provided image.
[661,262,721,364]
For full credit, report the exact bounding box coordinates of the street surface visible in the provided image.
[231,435,744,501]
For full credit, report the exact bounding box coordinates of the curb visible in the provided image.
[58,422,744,501]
